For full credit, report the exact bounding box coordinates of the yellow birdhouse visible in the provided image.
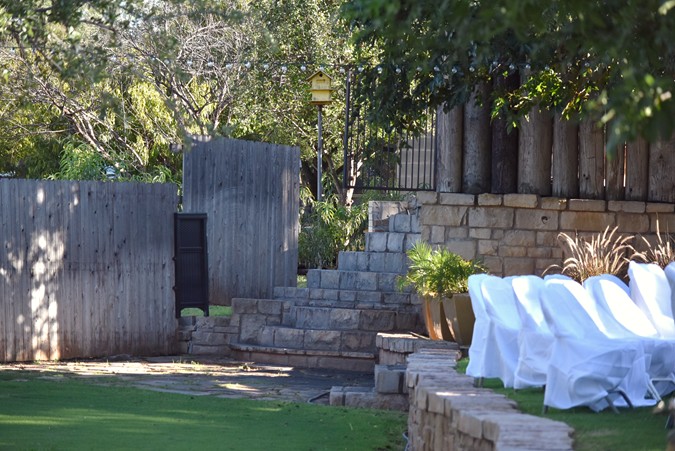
[307,70,333,105]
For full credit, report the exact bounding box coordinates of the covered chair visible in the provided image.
[466,273,497,383]
[511,275,554,389]
[584,274,675,399]
[477,275,522,388]
[628,262,675,339]
[540,278,651,412]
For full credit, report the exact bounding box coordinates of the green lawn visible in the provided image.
[456,359,670,451]
[0,372,406,450]
[180,305,232,317]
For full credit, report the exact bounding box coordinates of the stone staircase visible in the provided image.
[228,203,426,372]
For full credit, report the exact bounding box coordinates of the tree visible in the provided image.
[342,0,675,147]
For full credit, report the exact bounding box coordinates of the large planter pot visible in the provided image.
[441,293,475,347]
[421,295,453,341]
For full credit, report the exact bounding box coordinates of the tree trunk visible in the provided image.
[578,119,605,199]
[436,104,464,192]
[491,73,519,194]
[551,114,579,198]
[462,83,491,194]
[625,137,649,201]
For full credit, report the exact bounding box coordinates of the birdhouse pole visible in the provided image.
[307,70,333,202]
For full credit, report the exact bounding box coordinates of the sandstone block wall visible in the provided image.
[416,192,675,276]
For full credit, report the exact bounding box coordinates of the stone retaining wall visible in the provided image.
[177,316,233,355]
[416,192,675,276]
[406,349,574,450]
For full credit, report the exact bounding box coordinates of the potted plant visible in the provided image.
[398,241,486,345]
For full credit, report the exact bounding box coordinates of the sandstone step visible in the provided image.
[337,251,409,274]
[273,286,420,306]
[329,386,408,411]
[229,342,375,372]
[306,269,407,292]
[281,305,423,333]
[365,231,420,253]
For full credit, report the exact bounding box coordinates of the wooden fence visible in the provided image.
[437,85,675,203]
[183,138,300,305]
[0,179,178,362]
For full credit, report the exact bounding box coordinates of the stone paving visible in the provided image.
[0,355,373,405]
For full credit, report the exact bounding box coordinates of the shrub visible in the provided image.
[546,226,634,282]
[632,219,675,268]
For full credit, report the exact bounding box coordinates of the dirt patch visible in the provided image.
[0,355,373,404]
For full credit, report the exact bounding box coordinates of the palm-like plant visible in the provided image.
[547,226,635,282]
[398,241,485,298]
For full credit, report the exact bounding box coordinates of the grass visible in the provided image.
[455,359,669,451]
[180,305,232,317]
[0,371,406,450]
[297,275,307,288]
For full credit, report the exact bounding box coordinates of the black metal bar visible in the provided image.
[342,69,351,191]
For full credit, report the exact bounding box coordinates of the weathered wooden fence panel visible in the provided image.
[0,179,178,362]
[182,138,300,305]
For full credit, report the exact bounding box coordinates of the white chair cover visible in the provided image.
[479,275,522,388]
[466,273,494,379]
[511,275,554,389]
[540,278,651,411]
[663,262,675,324]
[628,262,675,339]
[585,274,675,397]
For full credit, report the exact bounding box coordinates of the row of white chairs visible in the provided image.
[466,261,675,412]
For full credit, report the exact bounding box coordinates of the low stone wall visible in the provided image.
[406,349,574,450]
[416,192,675,276]
[177,316,233,355]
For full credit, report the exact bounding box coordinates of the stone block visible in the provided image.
[527,247,552,258]
[560,211,615,231]
[329,386,346,406]
[337,252,356,271]
[504,193,539,208]
[444,240,477,260]
[339,290,357,302]
[411,217,421,234]
[515,209,560,230]
[416,191,438,204]
[608,200,646,213]
[306,270,321,289]
[339,271,358,290]
[457,411,484,439]
[395,312,424,331]
[404,233,421,250]
[360,310,396,331]
[537,231,560,247]
[375,364,407,394]
[439,193,476,206]
[295,307,331,329]
[477,193,502,206]
[392,214,413,233]
[502,230,536,247]
[232,298,258,314]
[568,199,606,211]
[368,253,385,272]
[481,256,503,275]
[318,270,339,289]
[355,291,382,303]
[649,213,675,233]
[382,292,412,305]
[239,314,267,343]
[387,232,405,252]
[341,331,376,352]
[478,239,499,256]
[646,202,675,213]
[468,207,514,228]
[274,327,305,348]
[446,226,469,239]
[469,228,492,239]
[499,246,527,258]
[502,257,534,276]
[377,272,398,291]
[357,272,379,291]
[384,253,407,274]
[616,213,650,233]
[329,309,360,329]
[305,329,341,350]
[430,225,445,244]
[420,205,469,226]
[257,299,282,316]
[540,197,568,210]
[356,252,370,271]
[366,232,388,252]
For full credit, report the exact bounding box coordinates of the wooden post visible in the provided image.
[605,142,625,201]
[648,136,675,203]
[625,137,649,201]
[551,114,579,198]
[518,107,552,195]
[491,73,519,193]
[463,83,492,194]
[436,104,463,192]
[578,119,605,199]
